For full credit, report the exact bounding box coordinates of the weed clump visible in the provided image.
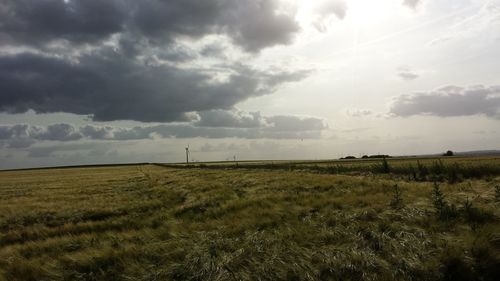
[446,163,462,183]
[471,234,500,281]
[382,157,390,173]
[432,182,445,210]
[432,182,459,220]
[439,246,475,281]
[372,157,391,173]
[431,183,495,224]
[461,198,496,225]
[389,184,403,209]
[495,185,500,201]
[430,160,445,175]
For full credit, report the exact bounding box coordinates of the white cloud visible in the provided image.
[403,0,422,10]
[312,0,348,32]
[389,84,500,119]
[396,66,419,81]
[345,109,374,117]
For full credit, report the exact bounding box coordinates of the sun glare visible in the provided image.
[288,0,397,33]
[320,0,395,25]
[347,0,394,27]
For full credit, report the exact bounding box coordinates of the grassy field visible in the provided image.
[0,157,499,280]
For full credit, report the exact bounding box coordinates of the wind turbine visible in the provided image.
[185,145,190,164]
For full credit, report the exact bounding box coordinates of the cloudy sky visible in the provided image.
[1,0,499,169]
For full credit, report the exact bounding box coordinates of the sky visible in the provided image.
[1,0,499,169]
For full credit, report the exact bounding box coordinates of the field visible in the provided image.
[0,157,499,280]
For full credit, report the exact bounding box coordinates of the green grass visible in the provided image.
[0,157,499,280]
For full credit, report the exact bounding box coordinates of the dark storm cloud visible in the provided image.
[265,115,327,132]
[196,110,264,128]
[0,123,82,142]
[0,0,299,52]
[220,1,299,52]
[0,0,307,122]
[112,122,324,140]
[80,125,114,140]
[0,0,127,46]
[0,113,327,148]
[111,125,274,140]
[195,110,328,132]
[156,45,198,62]
[0,123,82,148]
[0,51,309,122]
[36,123,82,141]
[107,122,325,140]
[200,44,227,58]
[99,113,327,140]
[124,0,300,53]
[389,85,500,119]
[0,124,38,148]
[6,138,36,149]
[0,124,31,140]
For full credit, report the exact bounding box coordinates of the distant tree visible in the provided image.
[361,155,369,159]
[341,156,356,160]
[443,150,454,157]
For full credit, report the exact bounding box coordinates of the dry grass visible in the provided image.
[0,159,499,280]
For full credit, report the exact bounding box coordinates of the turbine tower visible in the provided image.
[185,145,189,164]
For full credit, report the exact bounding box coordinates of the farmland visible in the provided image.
[0,156,499,280]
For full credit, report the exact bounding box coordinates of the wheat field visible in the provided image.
[0,157,499,280]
